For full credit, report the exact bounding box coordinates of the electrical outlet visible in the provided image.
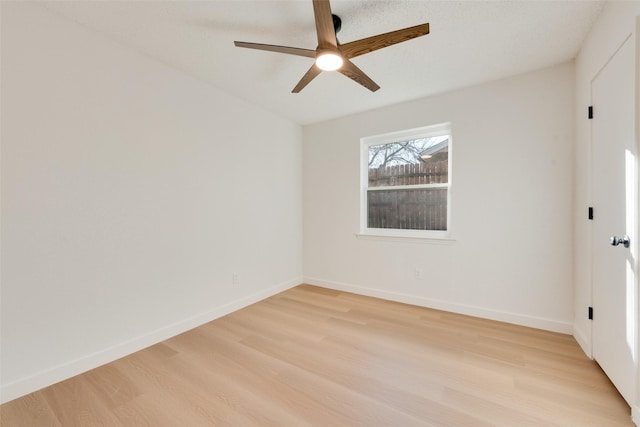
[414,268,422,279]
[232,274,239,285]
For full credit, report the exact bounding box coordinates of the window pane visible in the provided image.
[368,137,448,187]
[367,188,447,231]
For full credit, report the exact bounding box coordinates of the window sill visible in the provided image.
[355,232,456,245]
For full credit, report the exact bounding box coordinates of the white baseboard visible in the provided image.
[572,323,592,359]
[303,276,573,334]
[0,277,301,404]
[633,405,640,426]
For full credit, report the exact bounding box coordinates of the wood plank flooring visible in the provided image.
[1,284,634,426]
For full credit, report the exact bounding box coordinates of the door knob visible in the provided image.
[610,235,631,248]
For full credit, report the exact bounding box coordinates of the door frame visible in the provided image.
[635,16,640,425]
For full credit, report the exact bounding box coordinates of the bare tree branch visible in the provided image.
[368,138,438,168]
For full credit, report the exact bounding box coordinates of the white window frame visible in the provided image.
[360,122,453,240]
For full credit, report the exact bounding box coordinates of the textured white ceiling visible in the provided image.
[39,0,605,125]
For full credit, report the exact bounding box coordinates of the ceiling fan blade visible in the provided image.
[339,23,430,59]
[292,64,323,93]
[234,41,316,58]
[313,0,338,48]
[338,59,380,92]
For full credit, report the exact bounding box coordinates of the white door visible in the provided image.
[591,34,637,407]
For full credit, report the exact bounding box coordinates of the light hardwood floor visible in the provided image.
[1,284,634,426]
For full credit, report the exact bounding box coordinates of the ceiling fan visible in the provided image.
[234,0,430,93]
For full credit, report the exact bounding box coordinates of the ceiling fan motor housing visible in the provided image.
[332,14,342,34]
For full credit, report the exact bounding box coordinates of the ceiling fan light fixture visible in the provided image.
[315,51,343,71]
[234,0,429,92]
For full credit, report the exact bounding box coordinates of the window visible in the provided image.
[360,123,451,239]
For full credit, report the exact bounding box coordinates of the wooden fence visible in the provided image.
[368,159,448,187]
[367,160,448,231]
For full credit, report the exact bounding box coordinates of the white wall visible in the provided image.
[573,1,640,423]
[0,3,302,403]
[303,62,575,333]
